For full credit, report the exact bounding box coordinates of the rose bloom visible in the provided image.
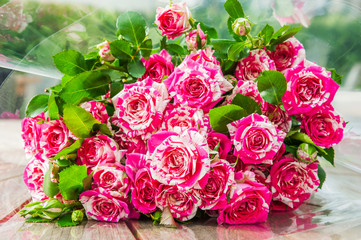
[155,2,191,39]
[164,54,232,112]
[185,23,207,50]
[92,163,130,199]
[207,131,232,159]
[301,106,345,148]
[234,49,276,82]
[80,188,130,222]
[77,135,125,172]
[113,131,147,154]
[149,129,210,190]
[161,105,208,135]
[268,157,319,209]
[268,37,305,72]
[131,168,160,214]
[156,184,198,221]
[263,104,292,132]
[21,112,45,154]
[195,160,235,210]
[96,41,115,62]
[226,80,267,110]
[80,100,109,124]
[23,154,49,202]
[181,47,221,70]
[112,77,169,140]
[282,63,339,115]
[227,113,286,165]
[141,49,174,83]
[217,181,272,225]
[39,118,73,158]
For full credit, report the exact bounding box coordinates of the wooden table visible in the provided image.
[1,120,361,240]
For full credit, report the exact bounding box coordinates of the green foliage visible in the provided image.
[25,217,53,223]
[317,165,326,189]
[63,105,102,138]
[211,39,236,54]
[116,11,147,48]
[53,50,88,76]
[224,0,245,19]
[256,71,287,105]
[58,165,88,200]
[258,24,274,45]
[25,94,49,117]
[53,139,84,161]
[209,104,247,134]
[232,94,262,115]
[319,147,335,166]
[228,41,248,61]
[127,60,146,78]
[59,71,110,105]
[43,163,59,197]
[109,40,133,63]
[48,91,59,120]
[140,39,153,59]
[269,26,302,49]
[328,68,343,85]
[57,213,81,227]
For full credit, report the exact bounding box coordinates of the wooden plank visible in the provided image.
[0,214,137,240]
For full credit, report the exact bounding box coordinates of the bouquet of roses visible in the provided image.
[20,0,345,227]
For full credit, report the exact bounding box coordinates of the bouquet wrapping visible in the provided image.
[20,0,345,227]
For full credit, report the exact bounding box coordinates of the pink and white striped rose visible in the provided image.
[227,114,286,165]
[21,112,45,155]
[112,77,169,140]
[141,49,174,83]
[206,131,232,159]
[185,23,207,50]
[80,100,109,124]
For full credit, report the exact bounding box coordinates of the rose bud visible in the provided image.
[72,209,84,223]
[185,23,207,50]
[96,41,115,62]
[232,18,251,36]
[296,143,317,163]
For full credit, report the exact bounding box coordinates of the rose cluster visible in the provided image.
[21,1,345,226]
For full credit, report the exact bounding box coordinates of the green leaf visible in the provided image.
[59,165,88,200]
[93,123,112,136]
[25,217,53,223]
[116,11,147,47]
[53,139,84,160]
[109,39,133,63]
[319,147,335,166]
[211,39,235,54]
[272,25,290,39]
[270,26,302,47]
[48,92,59,120]
[317,165,326,189]
[232,94,262,115]
[25,94,48,117]
[290,132,326,155]
[57,213,81,227]
[228,42,247,61]
[53,50,88,76]
[166,44,186,55]
[259,24,274,45]
[140,39,153,59]
[63,105,101,138]
[43,163,60,197]
[328,68,343,85]
[0,0,10,7]
[224,0,245,19]
[199,22,218,39]
[257,70,287,105]
[128,60,146,78]
[285,144,297,156]
[209,104,247,134]
[59,71,110,105]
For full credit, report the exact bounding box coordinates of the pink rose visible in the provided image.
[242,164,269,186]
[268,157,319,209]
[300,106,345,148]
[23,154,49,202]
[155,2,191,39]
[21,112,45,154]
[282,63,339,115]
[195,160,235,210]
[40,119,73,158]
[79,188,129,222]
[234,49,276,82]
[268,37,305,72]
[164,54,232,112]
[77,135,125,172]
[262,104,292,132]
[207,131,232,159]
[217,181,272,224]
[80,100,109,124]
[185,23,207,50]
[183,47,221,70]
[141,49,174,83]
[114,131,147,154]
[156,185,198,221]
[96,41,115,62]
[131,168,160,214]
[227,80,267,110]
[112,77,169,140]
[161,105,208,135]
[149,129,210,190]
[227,114,286,165]
[92,163,130,198]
